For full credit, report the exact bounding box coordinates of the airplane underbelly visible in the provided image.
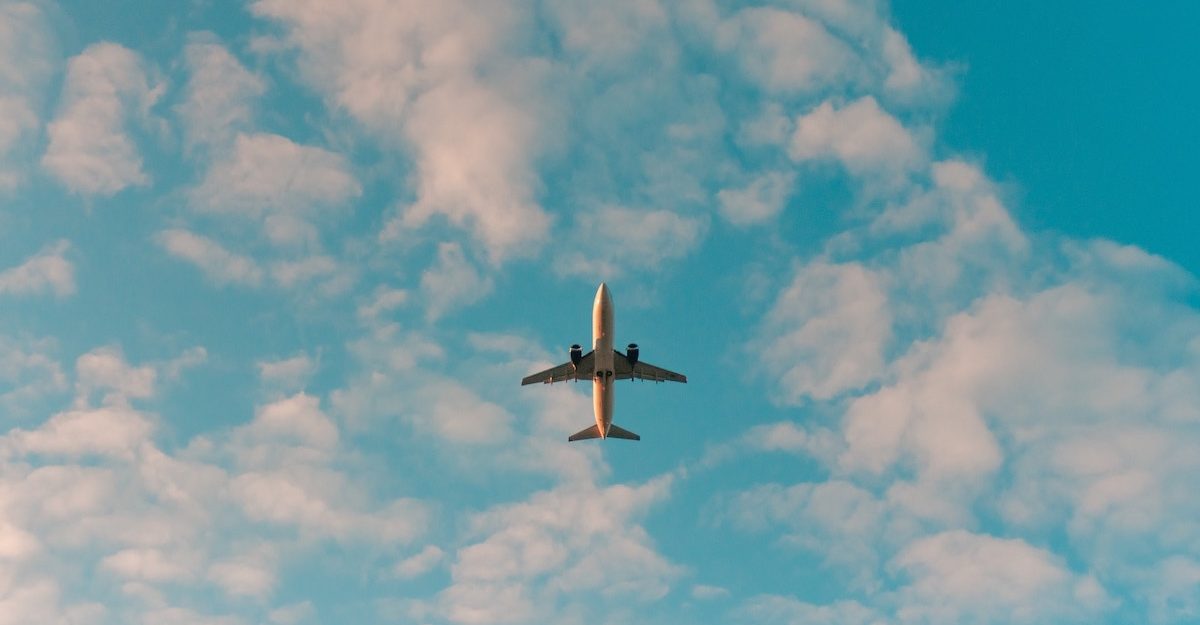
[593,378,613,434]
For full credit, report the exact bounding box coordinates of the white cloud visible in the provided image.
[240,393,337,450]
[420,242,493,321]
[394,545,444,579]
[757,261,891,402]
[2,405,153,460]
[892,530,1109,624]
[542,0,670,69]
[42,42,157,196]
[0,578,105,625]
[0,335,66,413]
[75,346,157,404]
[269,255,346,291]
[252,0,552,263]
[790,97,923,181]
[176,37,266,153]
[396,76,553,264]
[736,594,884,625]
[717,7,861,95]
[718,171,794,226]
[228,470,427,543]
[406,379,514,445]
[357,286,408,322]
[189,132,360,224]
[268,601,315,625]
[101,547,196,582]
[691,584,729,600]
[257,354,316,390]
[207,551,276,599]
[155,229,264,287]
[439,476,681,623]
[560,205,706,278]
[0,0,55,190]
[0,240,74,297]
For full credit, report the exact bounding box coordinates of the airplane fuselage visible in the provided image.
[592,283,615,437]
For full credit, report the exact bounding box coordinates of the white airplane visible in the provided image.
[521,282,686,441]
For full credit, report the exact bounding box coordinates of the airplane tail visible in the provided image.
[568,425,601,441]
[567,424,640,441]
[607,424,640,440]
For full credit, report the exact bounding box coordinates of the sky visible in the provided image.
[1,1,1198,624]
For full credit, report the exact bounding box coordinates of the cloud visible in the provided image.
[101,547,196,582]
[176,37,266,153]
[718,171,795,226]
[0,240,74,297]
[74,346,157,405]
[891,530,1109,624]
[437,476,681,623]
[560,205,706,278]
[691,584,730,600]
[790,97,924,182]
[756,260,891,403]
[206,550,277,599]
[252,0,552,263]
[0,0,55,190]
[2,405,153,460]
[396,76,553,264]
[238,393,338,450]
[420,242,493,321]
[257,354,316,390]
[735,594,884,625]
[189,132,359,225]
[155,229,264,287]
[0,334,67,415]
[42,42,157,196]
[717,6,861,95]
[356,286,408,322]
[394,545,444,579]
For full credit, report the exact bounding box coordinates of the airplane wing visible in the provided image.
[521,351,594,385]
[613,350,687,383]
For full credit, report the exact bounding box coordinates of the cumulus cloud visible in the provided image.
[0,240,74,297]
[3,405,153,460]
[436,476,681,623]
[155,228,264,287]
[420,242,493,321]
[394,545,444,579]
[42,42,158,196]
[717,6,861,95]
[189,132,359,224]
[257,354,316,390]
[0,0,55,189]
[718,171,794,226]
[892,530,1109,624]
[0,335,67,414]
[560,205,706,278]
[252,0,552,263]
[790,97,924,182]
[175,37,266,153]
[757,260,891,402]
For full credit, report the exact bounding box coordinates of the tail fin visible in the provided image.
[607,424,640,441]
[568,424,602,441]
[567,424,641,441]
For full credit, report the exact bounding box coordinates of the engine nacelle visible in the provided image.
[569,344,583,367]
[626,343,639,367]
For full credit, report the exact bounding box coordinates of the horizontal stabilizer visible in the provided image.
[607,424,640,441]
[568,424,602,441]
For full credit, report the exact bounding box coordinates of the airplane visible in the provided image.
[521,282,686,441]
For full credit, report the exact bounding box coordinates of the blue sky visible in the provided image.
[1,1,1198,624]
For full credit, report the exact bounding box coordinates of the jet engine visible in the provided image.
[569,344,583,367]
[626,343,639,367]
